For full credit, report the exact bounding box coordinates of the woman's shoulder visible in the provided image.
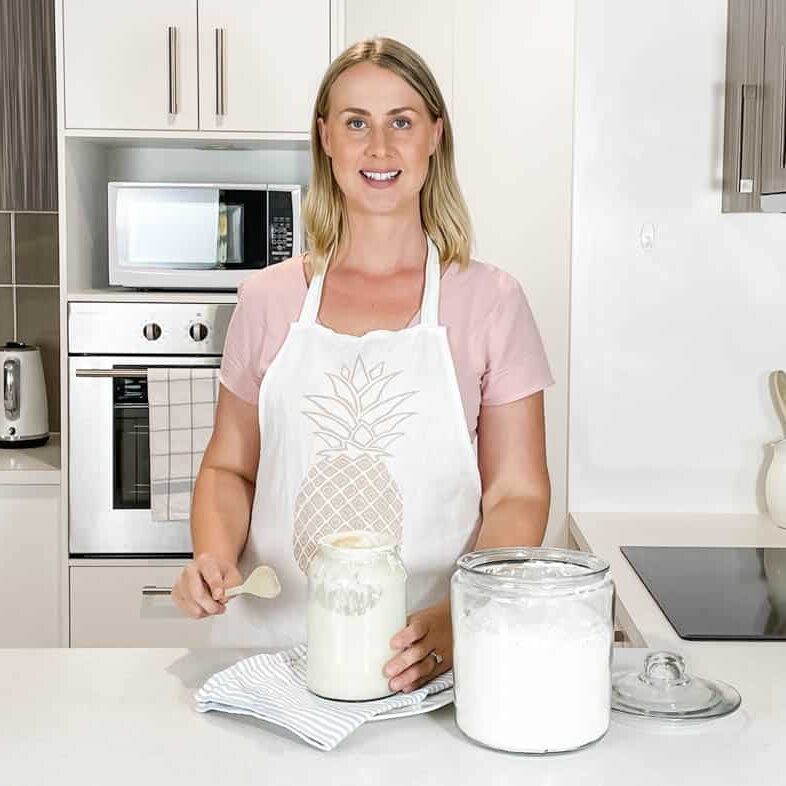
[444,256,530,314]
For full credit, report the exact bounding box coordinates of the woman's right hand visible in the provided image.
[172,553,243,619]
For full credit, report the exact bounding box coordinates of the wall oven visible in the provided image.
[68,302,234,556]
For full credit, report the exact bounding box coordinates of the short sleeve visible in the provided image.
[480,278,555,406]
[218,280,265,405]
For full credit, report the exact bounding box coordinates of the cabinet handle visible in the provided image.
[781,47,786,170]
[215,28,226,117]
[167,26,179,115]
[738,83,757,194]
[142,586,174,597]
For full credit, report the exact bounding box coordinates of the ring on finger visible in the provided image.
[427,649,444,666]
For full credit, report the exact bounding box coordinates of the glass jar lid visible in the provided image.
[611,651,741,720]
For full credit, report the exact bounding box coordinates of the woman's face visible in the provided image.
[317,62,443,216]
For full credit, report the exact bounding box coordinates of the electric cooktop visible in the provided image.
[620,546,786,640]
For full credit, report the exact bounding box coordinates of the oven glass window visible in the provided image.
[113,376,150,509]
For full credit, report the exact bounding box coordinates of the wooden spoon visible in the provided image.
[225,565,281,599]
[773,370,786,437]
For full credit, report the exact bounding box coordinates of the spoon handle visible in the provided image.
[224,584,246,598]
[774,370,786,433]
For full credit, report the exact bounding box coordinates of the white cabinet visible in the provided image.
[63,0,199,130]
[62,0,330,134]
[70,563,214,647]
[0,485,60,647]
[344,0,455,116]
[198,0,331,133]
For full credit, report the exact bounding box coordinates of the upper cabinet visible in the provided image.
[198,0,330,133]
[761,1,786,196]
[62,0,331,134]
[63,0,199,131]
[722,0,786,212]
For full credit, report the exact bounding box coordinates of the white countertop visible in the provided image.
[0,433,61,484]
[1,512,784,785]
[0,645,778,786]
[570,512,786,718]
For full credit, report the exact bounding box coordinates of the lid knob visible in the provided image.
[641,651,689,687]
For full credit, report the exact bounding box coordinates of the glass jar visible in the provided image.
[451,547,614,753]
[306,531,407,701]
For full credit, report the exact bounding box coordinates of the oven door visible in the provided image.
[69,356,221,556]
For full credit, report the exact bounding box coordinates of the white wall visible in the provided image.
[454,0,575,543]
[570,0,786,513]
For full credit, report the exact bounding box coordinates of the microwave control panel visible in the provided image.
[269,189,295,265]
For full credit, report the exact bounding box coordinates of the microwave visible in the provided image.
[108,182,302,290]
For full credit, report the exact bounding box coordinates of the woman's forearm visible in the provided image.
[473,493,550,551]
[190,466,254,565]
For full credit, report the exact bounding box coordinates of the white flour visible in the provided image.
[306,532,406,701]
[453,562,612,753]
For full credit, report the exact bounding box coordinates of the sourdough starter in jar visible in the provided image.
[306,531,407,701]
[451,547,613,753]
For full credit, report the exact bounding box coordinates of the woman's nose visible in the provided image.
[365,125,391,157]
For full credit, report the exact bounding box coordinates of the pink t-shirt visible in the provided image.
[219,254,555,440]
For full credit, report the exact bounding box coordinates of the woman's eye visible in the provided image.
[346,117,411,130]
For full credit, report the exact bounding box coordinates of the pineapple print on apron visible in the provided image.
[209,234,483,648]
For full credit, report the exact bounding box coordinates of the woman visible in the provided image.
[173,37,554,693]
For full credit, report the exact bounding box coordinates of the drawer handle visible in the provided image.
[142,585,174,597]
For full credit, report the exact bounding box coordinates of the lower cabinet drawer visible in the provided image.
[70,564,215,647]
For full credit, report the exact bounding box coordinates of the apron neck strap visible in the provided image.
[298,234,441,327]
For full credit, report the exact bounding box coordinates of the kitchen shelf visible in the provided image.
[0,434,61,485]
[63,128,310,150]
[67,288,238,304]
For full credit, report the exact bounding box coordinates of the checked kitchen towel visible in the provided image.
[148,367,219,521]
[195,645,454,750]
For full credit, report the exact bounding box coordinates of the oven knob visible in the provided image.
[189,322,209,342]
[143,323,162,341]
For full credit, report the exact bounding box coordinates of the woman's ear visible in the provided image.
[431,117,444,155]
[317,116,332,158]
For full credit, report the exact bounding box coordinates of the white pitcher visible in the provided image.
[765,440,786,528]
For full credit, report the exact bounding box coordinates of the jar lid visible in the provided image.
[611,651,741,720]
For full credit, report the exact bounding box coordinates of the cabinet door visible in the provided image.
[344,0,455,117]
[70,564,215,647]
[722,0,766,212]
[0,486,60,647]
[762,1,786,194]
[63,0,198,130]
[198,0,330,133]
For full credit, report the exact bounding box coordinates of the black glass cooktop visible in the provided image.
[620,546,786,640]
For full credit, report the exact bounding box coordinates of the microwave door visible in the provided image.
[116,186,220,271]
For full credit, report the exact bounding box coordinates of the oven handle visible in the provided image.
[76,369,149,379]
[142,586,175,597]
[75,367,219,379]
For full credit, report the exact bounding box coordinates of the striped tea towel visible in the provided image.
[195,645,454,750]
[148,367,219,521]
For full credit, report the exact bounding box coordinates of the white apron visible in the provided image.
[210,234,482,647]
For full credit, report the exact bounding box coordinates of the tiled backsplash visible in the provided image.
[0,211,60,431]
[1,0,59,434]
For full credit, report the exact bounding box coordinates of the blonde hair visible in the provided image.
[302,37,473,273]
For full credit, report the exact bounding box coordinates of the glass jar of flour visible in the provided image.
[306,531,407,701]
[451,547,614,753]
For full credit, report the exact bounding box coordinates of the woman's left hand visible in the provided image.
[384,600,452,693]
